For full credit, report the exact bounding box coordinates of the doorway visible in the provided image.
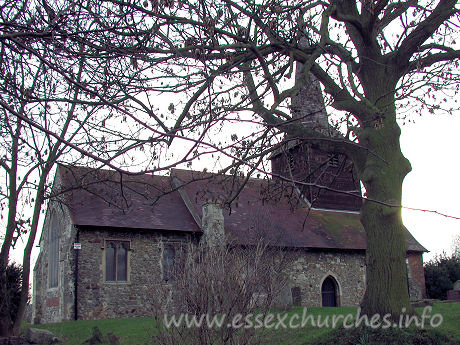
[321,276,338,307]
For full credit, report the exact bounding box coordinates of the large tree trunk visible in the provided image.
[357,102,413,318]
[360,193,413,318]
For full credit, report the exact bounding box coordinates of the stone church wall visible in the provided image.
[35,224,369,322]
[75,232,368,319]
[76,228,160,319]
[76,229,192,320]
[32,199,76,324]
[33,204,425,322]
[59,230,367,320]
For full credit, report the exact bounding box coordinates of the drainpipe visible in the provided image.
[74,226,80,321]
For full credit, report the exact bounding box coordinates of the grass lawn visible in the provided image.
[23,302,460,344]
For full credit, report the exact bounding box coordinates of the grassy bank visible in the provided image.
[24,302,460,344]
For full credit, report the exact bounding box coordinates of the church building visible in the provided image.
[32,68,427,323]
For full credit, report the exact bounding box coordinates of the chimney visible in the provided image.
[201,202,225,246]
[291,37,328,129]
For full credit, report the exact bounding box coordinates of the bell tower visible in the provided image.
[270,63,361,212]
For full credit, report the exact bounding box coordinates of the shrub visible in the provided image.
[152,240,290,345]
[424,253,460,300]
[0,263,23,335]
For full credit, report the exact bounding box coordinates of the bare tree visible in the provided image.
[71,0,458,319]
[0,0,164,335]
[0,48,97,336]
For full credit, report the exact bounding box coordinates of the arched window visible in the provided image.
[105,241,129,282]
[321,276,338,307]
[291,286,302,306]
[105,242,116,281]
[48,215,59,288]
[163,245,176,282]
[162,242,186,282]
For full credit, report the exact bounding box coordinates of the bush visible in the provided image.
[152,240,290,345]
[424,253,460,300]
[0,263,23,335]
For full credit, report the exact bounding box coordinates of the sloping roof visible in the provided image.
[55,165,426,252]
[57,165,200,233]
[171,169,366,249]
[171,169,425,252]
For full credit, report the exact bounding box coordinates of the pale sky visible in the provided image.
[400,113,460,260]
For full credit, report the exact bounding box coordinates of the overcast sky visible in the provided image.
[400,113,460,260]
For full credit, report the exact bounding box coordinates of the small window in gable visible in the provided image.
[48,215,59,288]
[105,240,129,282]
[327,154,339,167]
[287,154,296,171]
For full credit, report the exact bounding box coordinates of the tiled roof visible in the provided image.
[56,165,426,252]
[171,169,425,252]
[57,165,200,233]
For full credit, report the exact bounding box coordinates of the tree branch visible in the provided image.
[242,64,368,159]
[395,0,458,72]
[408,49,460,71]
[375,0,418,33]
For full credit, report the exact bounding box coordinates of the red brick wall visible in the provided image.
[45,297,60,307]
[407,253,427,299]
[447,290,460,300]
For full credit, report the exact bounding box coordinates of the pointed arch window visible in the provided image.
[291,286,302,306]
[163,245,176,282]
[48,215,59,288]
[162,242,186,282]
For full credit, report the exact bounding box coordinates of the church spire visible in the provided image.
[291,37,328,129]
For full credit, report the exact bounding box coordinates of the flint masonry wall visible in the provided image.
[35,229,425,321]
[76,232,367,319]
[76,229,192,320]
[285,249,366,307]
[34,200,425,322]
